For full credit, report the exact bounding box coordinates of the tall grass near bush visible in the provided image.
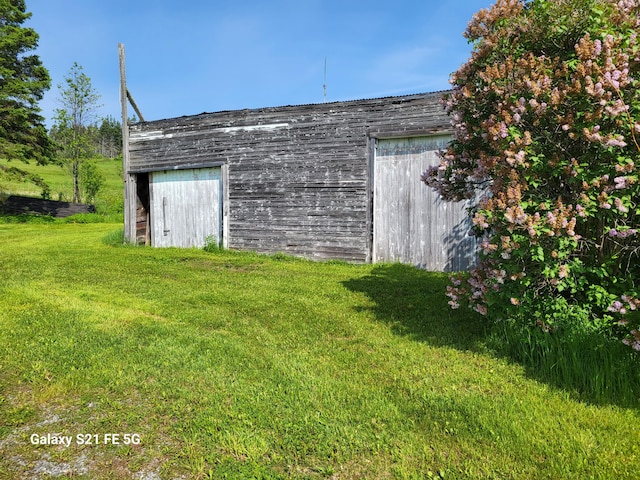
[490,320,640,407]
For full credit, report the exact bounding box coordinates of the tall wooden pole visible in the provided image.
[119,43,137,244]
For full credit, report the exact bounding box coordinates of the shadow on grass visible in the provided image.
[344,263,640,408]
[342,263,489,352]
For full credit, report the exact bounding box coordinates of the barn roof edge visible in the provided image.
[131,90,452,127]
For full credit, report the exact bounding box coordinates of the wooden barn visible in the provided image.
[122,91,476,271]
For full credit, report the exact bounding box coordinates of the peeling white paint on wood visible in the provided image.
[134,130,173,141]
[214,123,289,133]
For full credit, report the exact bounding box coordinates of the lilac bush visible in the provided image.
[424,0,640,348]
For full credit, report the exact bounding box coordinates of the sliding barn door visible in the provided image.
[373,135,476,271]
[150,167,223,248]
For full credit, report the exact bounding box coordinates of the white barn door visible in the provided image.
[150,167,223,248]
[373,135,476,271]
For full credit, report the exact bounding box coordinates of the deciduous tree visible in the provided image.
[52,62,102,203]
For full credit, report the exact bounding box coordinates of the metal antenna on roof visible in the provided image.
[323,57,327,103]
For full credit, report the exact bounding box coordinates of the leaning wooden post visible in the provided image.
[119,43,137,244]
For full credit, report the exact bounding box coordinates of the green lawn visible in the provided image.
[0,222,639,479]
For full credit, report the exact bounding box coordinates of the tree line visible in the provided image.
[0,1,123,204]
[52,114,123,161]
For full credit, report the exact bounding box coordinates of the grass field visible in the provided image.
[0,157,123,217]
[1,222,639,479]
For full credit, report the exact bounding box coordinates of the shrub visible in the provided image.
[423,0,640,349]
[203,235,222,253]
[79,159,105,203]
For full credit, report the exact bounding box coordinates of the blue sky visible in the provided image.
[26,0,492,126]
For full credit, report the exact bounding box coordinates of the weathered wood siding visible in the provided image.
[128,93,451,262]
[373,135,476,271]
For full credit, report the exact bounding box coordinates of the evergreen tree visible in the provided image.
[95,115,122,158]
[0,0,53,163]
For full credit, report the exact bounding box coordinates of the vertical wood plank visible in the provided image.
[374,135,476,271]
[221,163,230,249]
[150,168,223,248]
[119,44,137,244]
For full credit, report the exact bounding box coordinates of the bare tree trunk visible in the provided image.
[72,161,81,203]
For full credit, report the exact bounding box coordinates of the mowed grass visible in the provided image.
[0,223,639,479]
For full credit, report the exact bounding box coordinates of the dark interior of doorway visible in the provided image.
[135,173,150,245]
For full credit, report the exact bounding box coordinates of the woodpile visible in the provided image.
[0,195,95,217]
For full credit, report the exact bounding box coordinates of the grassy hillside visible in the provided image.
[0,223,639,479]
[0,157,123,217]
